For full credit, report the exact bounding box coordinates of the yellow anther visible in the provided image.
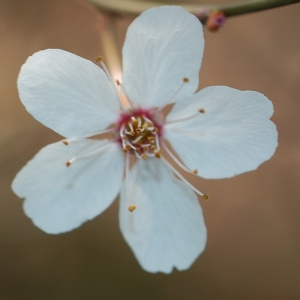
[128,205,136,212]
[125,145,132,150]
[153,127,158,133]
[127,131,135,137]
[183,77,189,83]
[193,169,198,175]
[147,136,155,141]
[66,161,71,167]
[62,140,69,145]
[202,194,210,200]
[141,153,147,160]
[199,108,205,113]
[154,150,161,159]
[144,146,150,152]
[122,148,128,153]
[96,56,103,62]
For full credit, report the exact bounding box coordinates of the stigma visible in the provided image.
[118,108,162,159]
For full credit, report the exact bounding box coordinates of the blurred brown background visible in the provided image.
[0,0,300,299]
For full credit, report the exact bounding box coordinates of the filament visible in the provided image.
[161,157,205,198]
[96,57,126,110]
[156,78,189,112]
[162,142,197,174]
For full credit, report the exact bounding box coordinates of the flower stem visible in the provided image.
[88,0,300,21]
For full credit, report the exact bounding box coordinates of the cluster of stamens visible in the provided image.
[120,113,161,160]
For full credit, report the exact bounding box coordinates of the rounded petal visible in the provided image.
[119,158,206,273]
[12,139,124,234]
[165,86,278,179]
[18,49,120,138]
[122,6,204,108]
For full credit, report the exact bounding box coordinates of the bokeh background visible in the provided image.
[1,0,300,299]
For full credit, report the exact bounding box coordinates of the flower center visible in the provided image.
[117,108,163,160]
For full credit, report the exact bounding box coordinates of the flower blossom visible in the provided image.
[12,6,278,273]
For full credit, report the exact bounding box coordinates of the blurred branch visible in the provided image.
[99,20,129,105]
[88,0,300,22]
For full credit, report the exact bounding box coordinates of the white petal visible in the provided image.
[119,158,206,273]
[12,139,124,234]
[122,6,204,108]
[18,49,120,138]
[165,86,278,179]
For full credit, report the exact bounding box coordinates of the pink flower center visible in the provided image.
[117,108,163,159]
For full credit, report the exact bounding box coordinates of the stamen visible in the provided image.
[125,152,137,212]
[125,151,131,206]
[165,111,202,125]
[128,122,134,133]
[155,135,160,151]
[137,117,142,128]
[156,77,190,112]
[120,113,161,159]
[132,135,143,144]
[65,140,110,166]
[162,142,197,174]
[62,128,114,145]
[96,57,126,110]
[161,157,208,199]
[116,80,134,108]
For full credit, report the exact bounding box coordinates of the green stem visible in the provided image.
[88,0,300,20]
[218,0,300,17]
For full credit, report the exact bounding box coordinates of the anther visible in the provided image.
[62,140,69,145]
[141,153,147,160]
[66,161,71,167]
[193,169,198,175]
[202,194,210,200]
[183,77,189,83]
[154,150,161,158]
[199,108,205,113]
[153,127,158,133]
[96,56,104,62]
[128,205,136,212]
[128,131,135,137]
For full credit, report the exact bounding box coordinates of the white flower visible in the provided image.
[12,6,277,273]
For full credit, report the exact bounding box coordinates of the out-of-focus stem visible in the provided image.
[88,0,300,21]
[99,20,129,106]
